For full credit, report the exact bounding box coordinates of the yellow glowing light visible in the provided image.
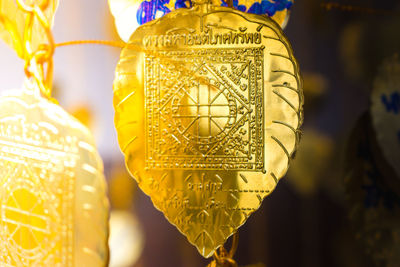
[0,83,109,266]
[108,0,143,42]
[108,211,144,267]
[113,2,302,257]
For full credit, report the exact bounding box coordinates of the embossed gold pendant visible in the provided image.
[0,85,109,266]
[114,3,302,257]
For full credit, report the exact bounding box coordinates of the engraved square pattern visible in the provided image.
[0,128,74,266]
[145,47,265,171]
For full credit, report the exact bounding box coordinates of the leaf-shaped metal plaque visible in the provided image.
[113,4,302,257]
[0,85,109,266]
[0,0,59,58]
[109,0,292,42]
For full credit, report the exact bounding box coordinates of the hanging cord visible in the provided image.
[20,0,398,98]
[56,39,126,49]
[56,39,223,95]
[15,0,55,99]
[51,0,400,52]
[207,232,239,267]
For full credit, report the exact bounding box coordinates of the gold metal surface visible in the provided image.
[0,84,109,266]
[114,3,302,257]
[0,1,110,266]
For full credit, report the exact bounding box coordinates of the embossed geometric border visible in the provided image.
[144,47,265,171]
[0,123,75,266]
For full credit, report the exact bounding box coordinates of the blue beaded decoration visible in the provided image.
[136,0,291,25]
[247,0,292,16]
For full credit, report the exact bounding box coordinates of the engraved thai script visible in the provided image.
[164,196,190,209]
[188,181,223,193]
[143,30,262,47]
[205,197,227,209]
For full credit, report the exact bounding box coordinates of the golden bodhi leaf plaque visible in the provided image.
[0,83,109,266]
[114,2,302,257]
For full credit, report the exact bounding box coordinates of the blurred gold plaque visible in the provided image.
[114,3,302,257]
[0,86,109,266]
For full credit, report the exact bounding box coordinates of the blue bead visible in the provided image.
[136,0,171,25]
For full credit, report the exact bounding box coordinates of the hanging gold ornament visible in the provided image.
[0,1,110,266]
[113,1,302,257]
[371,55,400,179]
[109,0,293,43]
[0,83,110,266]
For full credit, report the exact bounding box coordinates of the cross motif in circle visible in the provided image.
[171,77,232,140]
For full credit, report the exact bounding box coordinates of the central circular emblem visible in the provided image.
[2,182,50,257]
[171,78,237,145]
